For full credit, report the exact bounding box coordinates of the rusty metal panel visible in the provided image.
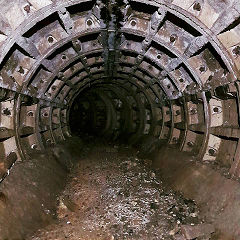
[209,98,223,128]
[203,134,222,161]
[0,100,14,130]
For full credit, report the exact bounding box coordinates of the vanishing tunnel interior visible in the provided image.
[0,0,240,239]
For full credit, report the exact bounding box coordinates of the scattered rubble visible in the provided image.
[28,140,213,240]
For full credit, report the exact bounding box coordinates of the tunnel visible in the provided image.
[0,0,240,239]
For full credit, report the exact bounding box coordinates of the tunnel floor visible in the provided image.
[26,137,209,240]
[0,0,240,239]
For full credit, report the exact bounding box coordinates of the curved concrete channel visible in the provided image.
[0,0,239,239]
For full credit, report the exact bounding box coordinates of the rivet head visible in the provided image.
[233,46,240,56]
[170,34,177,43]
[213,107,219,113]
[86,19,93,26]
[193,2,201,11]
[187,141,194,147]
[130,19,137,26]
[27,111,34,117]
[31,144,38,150]
[208,148,216,156]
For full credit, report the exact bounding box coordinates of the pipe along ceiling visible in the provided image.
[0,0,240,237]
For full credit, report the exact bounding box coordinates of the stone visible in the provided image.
[174,234,186,240]
[181,224,214,239]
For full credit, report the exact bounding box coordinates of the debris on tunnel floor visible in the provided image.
[0,0,240,238]
[28,139,210,240]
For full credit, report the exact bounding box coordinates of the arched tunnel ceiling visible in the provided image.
[0,0,240,182]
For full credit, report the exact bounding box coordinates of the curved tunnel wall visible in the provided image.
[0,0,240,184]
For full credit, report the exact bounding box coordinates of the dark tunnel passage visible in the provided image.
[0,0,240,239]
[69,83,155,143]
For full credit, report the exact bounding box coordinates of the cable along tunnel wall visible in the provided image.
[0,0,240,238]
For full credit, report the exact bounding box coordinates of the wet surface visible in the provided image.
[28,138,204,240]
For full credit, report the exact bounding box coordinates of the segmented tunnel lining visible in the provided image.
[0,0,240,239]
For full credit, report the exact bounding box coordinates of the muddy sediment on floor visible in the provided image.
[0,137,83,239]
[29,139,205,240]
